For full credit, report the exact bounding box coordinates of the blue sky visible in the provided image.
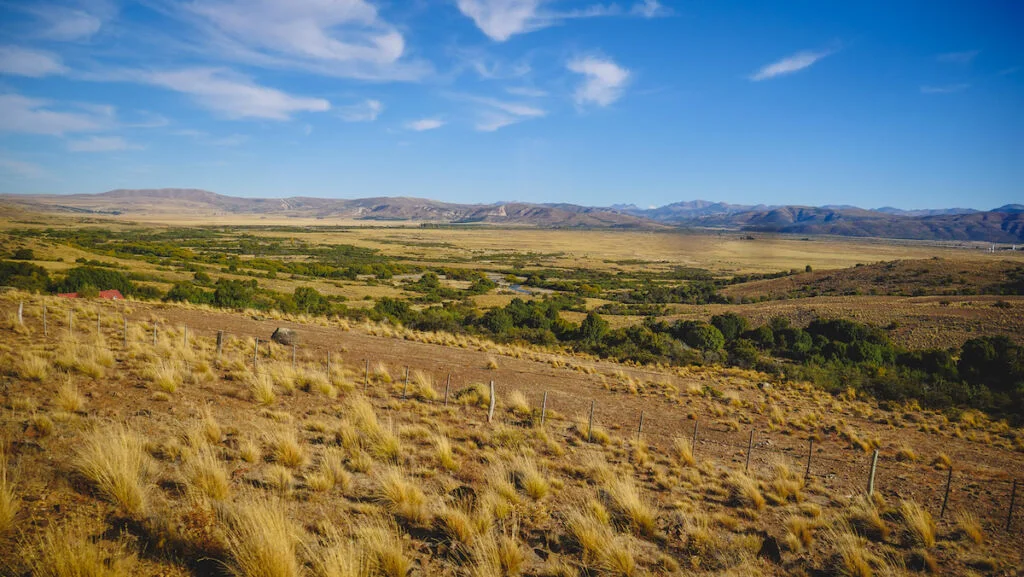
[0,0,1021,210]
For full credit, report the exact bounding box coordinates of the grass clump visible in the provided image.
[22,524,136,577]
[55,380,85,413]
[186,446,230,501]
[671,436,695,467]
[374,467,430,526]
[433,434,458,472]
[899,500,935,548]
[726,471,766,510]
[0,451,18,534]
[73,424,150,516]
[604,477,658,538]
[223,498,301,577]
[18,352,49,381]
[250,374,277,406]
[269,430,307,469]
[358,515,413,577]
[955,510,983,545]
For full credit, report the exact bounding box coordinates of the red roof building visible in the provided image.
[57,289,124,300]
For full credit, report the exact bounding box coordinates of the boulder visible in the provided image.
[271,327,298,346]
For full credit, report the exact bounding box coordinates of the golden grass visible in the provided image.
[22,523,136,577]
[73,424,150,516]
[565,499,615,566]
[186,446,230,500]
[433,434,458,472]
[784,515,816,552]
[250,373,277,405]
[269,430,307,469]
[223,497,301,577]
[470,529,526,577]
[357,515,412,577]
[55,380,85,413]
[954,510,984,545]
[671,436,695,467]
[510,454,550,501]
[0,451,17,534]
[847,496,889,542]
[265,465,294,495]
[239,438,261,463]
[604,476,657,538]
[828,523,877,577]
[149,360,182,393]
[29,413,54,437]
[18,352,49,381]
[726,471,765,510]
[374,467,430,526]
[198,407,223,445]
[507,390,531,417]
[899,500,935,548]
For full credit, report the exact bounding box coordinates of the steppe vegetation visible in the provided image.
[0,289,1021,575]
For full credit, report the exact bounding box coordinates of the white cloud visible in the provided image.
[19,1,116,41]
[0,46,68,77]
[406,118,444,131]
[749,49,832,81]
[0,157,48,179]
[173,0,426,80]
[456,0,666,42]
[920,84,970,94]
[0,93,106,135]
[67,135,143,152]
[937,50,980,64]
[141,68,330,120]
[339,99,384,122]
[567,55,630,106]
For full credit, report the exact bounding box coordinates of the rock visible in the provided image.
[271,327,298,346]
[757,533,783,564]
[758,382,772,391]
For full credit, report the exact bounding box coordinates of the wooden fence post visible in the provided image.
[692,420,699,457]
[42,305,47,337]
[487,381,496,423]
[745,430,754,472]
[17,301,23,324]
[540,391,548,427]
[443,374,451,407]
[183,325,188,347]
[1007,479,1018,532]
[68,308,73,337]
[152,323,157,346]
[292,345,296,370]
[940,468,953,518]
[253,338,259,372]
[364,360,369,390]
[96,311,101,336]
[402,366,410,399]
[636,411,645,440]
[326,351,331,376]
[587,400,596,442]
[216,331,224,358]
[867,449,880,496]
[805,438,814,480]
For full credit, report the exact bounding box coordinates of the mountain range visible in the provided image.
[2,189,1022,243]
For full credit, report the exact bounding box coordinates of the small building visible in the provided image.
[57,289,125,300]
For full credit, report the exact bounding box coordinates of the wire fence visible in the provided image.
[3,296,1023,536]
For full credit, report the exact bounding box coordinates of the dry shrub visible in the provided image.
[374,467,430,526]
[265,465,294,496]
[955,510,983,545]
[565,499,614,566]
[29,414,54,437]
[0,450,18,534]
[765,461,804,504]
[604,477,658,538]
[486,357,499,370]
[899,500,935,548]
[269,430,307,469]
[847,496,889,542]
[239,438,261,463]
[784,515,815,552]
[470,528,526,577]
[250,374,277,405]
[372,361,392,383]
[726,471,765,510]
[186,446,230,501]
[827,523,879,577]
[931,453,952,470]
[21,523,136,577]
[510,455,550,501]
[358,515,412,577]
[223,497,301,577]
[18,352,49,381]
[433,434,458,472]
[895,445,918,462]
[148,360,182,393]
[507,390,531,417]
[671,436,695,467]
[55,379,85,413]
[407,369,439,401]
[73,424,150,516]
[454,383,491,408]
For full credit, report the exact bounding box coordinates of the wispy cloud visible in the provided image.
[750,48,833,81]
[0,156,48,179]
[456,0,668,42]
[20,1,116,42]
[339,99,384,122]
[173,129,248,146]
[140,68,330,120]
[452,94,546,131]
[0,93,107,135]
[937,50,980,64]
[920,83,970,94]
[67,135,143,152]
[406,118,444,131]
[0,45,68,77]
[567,55,630,106]
[162,0,429,81]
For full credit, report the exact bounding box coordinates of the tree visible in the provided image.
[711,313,749,343]
[294,286,329,314]
[482,308,513,334]
[578,311,609,345]
[12,248,34,260]
[683,322,725,351]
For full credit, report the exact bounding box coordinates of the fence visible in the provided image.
[4,296,1023,536]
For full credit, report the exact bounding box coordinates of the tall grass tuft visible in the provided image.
[73,424,150,516]
[223,497,302,577]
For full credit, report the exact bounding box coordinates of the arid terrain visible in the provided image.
[1,292,1022,576]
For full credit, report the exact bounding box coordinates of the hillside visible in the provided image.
[1,292,1022,576]
[0,189,657,229]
